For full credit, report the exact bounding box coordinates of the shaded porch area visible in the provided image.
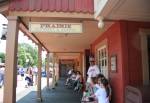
[17,78,82,103]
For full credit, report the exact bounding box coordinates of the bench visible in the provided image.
[125,85,150,103]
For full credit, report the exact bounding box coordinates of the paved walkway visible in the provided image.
[17,78,82,103]
[0,76,52,103]
[0,77,82,103]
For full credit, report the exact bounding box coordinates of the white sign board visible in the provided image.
[29,22,82,33]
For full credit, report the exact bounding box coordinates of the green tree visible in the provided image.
[18,43,38,67]
[0,52,5,63]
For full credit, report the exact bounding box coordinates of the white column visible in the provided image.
[3,16,19,103]
[46,52,50,88]
[52,57,56,89]
[37,44,42,101]
[82,53,86,79]
[79,52,83,73]
[55,60,59,82]
[141,34,149,85]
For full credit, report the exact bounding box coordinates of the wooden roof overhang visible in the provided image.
[2,0,112,59]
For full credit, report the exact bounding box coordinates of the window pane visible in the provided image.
[97,45,108,78]
[102,60,104,66]
[102,50,104,58]
[105,59,107,66]
[104,48,106,57]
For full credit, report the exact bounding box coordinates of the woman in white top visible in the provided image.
[94,78,110,103]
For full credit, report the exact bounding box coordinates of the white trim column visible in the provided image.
[3,16,19,103]
[82,52,86,79]
[140,29,150,85]
[79,52,83,73]
[55,59,59,82]
[37,44,42,101]
[52,57,55,89]
[46,52,50,88]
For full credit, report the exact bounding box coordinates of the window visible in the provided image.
[97,45,108,78]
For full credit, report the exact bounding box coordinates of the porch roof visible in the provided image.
[9,0,94,14]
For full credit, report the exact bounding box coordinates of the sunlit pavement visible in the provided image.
[0,75,52,103]
[16,78,82,103]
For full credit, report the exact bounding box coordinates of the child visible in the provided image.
[94,78,110,103]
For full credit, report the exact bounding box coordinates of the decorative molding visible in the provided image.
[9,11,94,19]
[95,0,150,22]
[110,11,150,22]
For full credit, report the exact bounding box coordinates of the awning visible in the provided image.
[9,0,94,14]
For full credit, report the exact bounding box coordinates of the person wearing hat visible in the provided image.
[81,57,100,102]
[87,57,100,83]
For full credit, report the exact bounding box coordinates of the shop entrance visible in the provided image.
[60,64,68,78]
[59,60,75,78]
[140,30,150,85]
[147,36,150,82]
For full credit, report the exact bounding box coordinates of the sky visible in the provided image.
[0,14,36,53]
[0,14,47,58]
[0,14,7,53]
[0,14,47,59]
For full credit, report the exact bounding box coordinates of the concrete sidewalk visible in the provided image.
[1,77,82,103]
[0,76,52,103]
[17,78,82,103]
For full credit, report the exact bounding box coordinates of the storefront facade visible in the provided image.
[0,0,150,103]
[91,21,150,103]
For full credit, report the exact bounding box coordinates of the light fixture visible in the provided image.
[98,19,104,29]
[97,16,104,29]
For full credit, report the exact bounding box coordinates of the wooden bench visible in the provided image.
[125,86,142,103]
[125,85,150,103]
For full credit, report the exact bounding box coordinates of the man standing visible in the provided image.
[87,57,100,83]
[81,57,100,101]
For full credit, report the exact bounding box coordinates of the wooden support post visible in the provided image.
[3,16,19,103]
[46,52,50,88]
[37,44,42,102]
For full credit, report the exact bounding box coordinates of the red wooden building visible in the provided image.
[0,0,150,103]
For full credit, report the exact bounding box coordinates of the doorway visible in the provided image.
[140,29,150,85]
[59,60,75,78]
[147,36,150,82]
[60,64,68,78]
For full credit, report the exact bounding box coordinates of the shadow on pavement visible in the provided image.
[17,78,82,103]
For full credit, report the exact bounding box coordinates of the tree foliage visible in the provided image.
[0,52,5,63]
[18,43,38,67]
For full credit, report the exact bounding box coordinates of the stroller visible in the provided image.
[25,75,33,87]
